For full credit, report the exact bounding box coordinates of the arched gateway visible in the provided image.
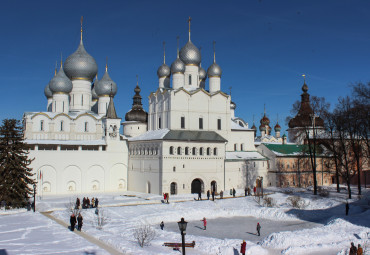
[191,178,204,194]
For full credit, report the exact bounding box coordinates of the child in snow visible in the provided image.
[160,221,164,230]
[201,217,207,230]
[240,240,246,255]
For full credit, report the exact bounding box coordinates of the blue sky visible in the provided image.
[1,0,370,135]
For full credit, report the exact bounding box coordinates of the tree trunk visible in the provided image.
[347,179,352,199]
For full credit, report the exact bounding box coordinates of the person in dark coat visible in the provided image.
[240,240,246,255]
[220,190,223,199]
[212,190,215,201]
[82,197,86,209]
[247,187,251,196]
[77,213,83,231]
[357,244,363,255]
[198,191,202,200]
[86,197,90,208]
[95,198,99,208]
[160,221,164,230]
[256,222,261,236]
[207,190,210,200]
[70,213,77,231]
[346,201,349,216]
[350,242,357,255]
[75,198,80,209]
[233,188,236,197]
[166,193,169,204]
[245,187,248,196]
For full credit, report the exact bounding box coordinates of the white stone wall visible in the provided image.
[69,80,92,111]
[226,130,256,152]
[122,122,148,137]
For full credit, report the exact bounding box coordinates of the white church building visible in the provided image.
[23,20,270,196]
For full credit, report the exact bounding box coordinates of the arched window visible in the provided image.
[192,147,196,155]
[199,147,204,156]
[171,182,177,195]
[213,147,217,156]
[173,166,176,172]
[84,122,89,132]
[60,121,64,131]
[177,147,182,155]
[207,147,211,156]
[185,147,189,155]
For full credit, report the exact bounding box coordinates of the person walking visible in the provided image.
[346,201,349,216]
[253,186,256,195]
[201,217,207,230]
[160,221,164,230]
[357,244,363,255]
[77,213,83,231]
[70,213,77,231]
[247,187,251,196]
[82,197,86,209]
[95,198,99,208]
[91,197,95,208]
[244,187,248,196]
[86,197,90,208]
[207,190,210,200]
[350,242,357,255]
[163,193,167,203]
[166,193,169,204]
[256,222,261,236]
[240,240,246,255]
[212,190,215,201]
[198,191,202,201]
[75,198,80,209]
[220,190,223,199]
[233,188,236,197]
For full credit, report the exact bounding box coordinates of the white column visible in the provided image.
[184,65,199,89]
[209,77,221,93]
[172,73,184,90]
[98,96,110,116]
[69,80,92,111]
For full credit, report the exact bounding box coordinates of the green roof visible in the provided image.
[263,143,305,155]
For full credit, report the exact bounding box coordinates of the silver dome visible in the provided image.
[157,63,170,78]
[91,84,98,100]
[95,69,117,97]
[44,83,53,98]
[199,66,206,80]
[64,41,98,81]
[49,66,73,94]
[179,41,201,66]
[207,62,222,77]
[171,58,185,74]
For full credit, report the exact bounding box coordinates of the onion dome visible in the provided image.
[171,37,185,74]
[251,123,257,131]
[207,41,222,77]
[49,63,73,94]
[260,112,270,126]
[179,40,201,66]
[259,124,266,131]
[44,83,53,98]
[199,66,206,80]
[95,66,117,97]
[157,63,171,78]
[125,82,148,123]
[63,29,98,81]
[274,122,281,132]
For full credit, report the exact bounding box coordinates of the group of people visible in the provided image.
[75,197,99,209]
[70,212,83,231]
[197,189,231,201]
[350,242,363,255]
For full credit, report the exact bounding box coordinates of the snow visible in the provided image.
[1,187,370,255]
[128,128,170,141]
[226,151,267,160]
[230,120,250,130]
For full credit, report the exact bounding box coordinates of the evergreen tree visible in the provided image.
[0,119,34,208]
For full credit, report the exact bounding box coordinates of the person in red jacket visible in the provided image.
[240,240,246,255]
[201,217,207,230]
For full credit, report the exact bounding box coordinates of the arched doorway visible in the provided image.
[191,179,204,194]
[211,181,217,193]
[170,182,177,195]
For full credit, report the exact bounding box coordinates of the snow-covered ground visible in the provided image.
[1,186,369,255]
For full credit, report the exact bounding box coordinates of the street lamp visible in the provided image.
[33,183,36,212]
[177,217,188,255]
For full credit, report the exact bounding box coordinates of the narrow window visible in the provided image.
[217,119,221,130]
[60,121,64,131]
[173,167,176,172]
[213,147,217,155]
[192,147,196,155]
[207,147,211,155]
[85,122,88,132]
[241,144,244,151]
[158,117,162,129]
[82,95,84,106]
[181,117,185,129]
[199,118,203,130]
[177,147,181,155]
[185,147,189,155]
[169,146,174,155]
[63,101,65,112]
[234,144,237,151]
[200,147,204,156]
[183,164,185,168]
[189,74,192,85]
[40,120,44,131]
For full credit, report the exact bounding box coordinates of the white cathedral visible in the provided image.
[23,21,272,196]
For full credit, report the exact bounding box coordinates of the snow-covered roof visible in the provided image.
[226,151,267,161]
[129,129,227,142]
[231,119,250,131]
[25,139,106,145]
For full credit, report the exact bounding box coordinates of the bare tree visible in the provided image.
[65,197,81,216]
[94,208,109,230]
[133,225,156,248]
